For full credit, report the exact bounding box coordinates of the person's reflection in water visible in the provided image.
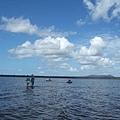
[24,89,35,108]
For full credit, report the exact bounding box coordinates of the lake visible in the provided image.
[0,77,120,120]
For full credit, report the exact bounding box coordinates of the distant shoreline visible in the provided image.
[0,74,120,79]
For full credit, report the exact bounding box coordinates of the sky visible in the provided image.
[0,0,120,76]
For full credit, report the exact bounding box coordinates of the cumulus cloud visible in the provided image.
[81,65,95,70]
[0,16,76,37]
[83,0,120,21]
[8,35,117,72]
[76,36,106,56]
[0,17,38,34]
[61,63,77,72]
[98,57,114,67]
[75,36,115,70]
[79,55,114,71]
[8,41,34,58]
[8,36,74,61]
[106,37,120,63]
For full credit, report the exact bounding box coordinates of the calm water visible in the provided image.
[0,77,120,120]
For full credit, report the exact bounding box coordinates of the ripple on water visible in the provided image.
[0,78,120,120]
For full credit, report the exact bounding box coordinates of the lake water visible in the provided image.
[0,77,120,120]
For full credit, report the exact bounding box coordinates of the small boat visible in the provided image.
[46,78,52,82]
[67,79,72,83]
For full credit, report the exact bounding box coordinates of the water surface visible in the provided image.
[0,77,120,120]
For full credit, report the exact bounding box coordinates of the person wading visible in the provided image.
[31,74,35,89]
[26,77,30,89]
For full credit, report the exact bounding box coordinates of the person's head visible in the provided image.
[32,74,34,76]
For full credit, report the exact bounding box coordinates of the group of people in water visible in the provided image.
[26,74,73,89]
[26,74,35,89]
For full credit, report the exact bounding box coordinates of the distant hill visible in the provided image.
[87,74,115,79]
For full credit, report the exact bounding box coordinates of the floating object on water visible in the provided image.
[67,79,72,83]
[46,78,52,82]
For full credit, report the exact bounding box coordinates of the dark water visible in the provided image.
[0,77,120,120]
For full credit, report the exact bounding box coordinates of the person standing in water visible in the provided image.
[31,74,35,89]
[26,77,30,89]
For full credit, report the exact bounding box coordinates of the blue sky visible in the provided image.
[0,0,120,76]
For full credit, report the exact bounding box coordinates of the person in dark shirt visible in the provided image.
[31,74,35,89]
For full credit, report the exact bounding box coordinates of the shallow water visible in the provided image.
[0,77,120,120]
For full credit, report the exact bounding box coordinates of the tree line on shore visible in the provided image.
[0,74,120,79]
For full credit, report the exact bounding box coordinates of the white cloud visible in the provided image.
[61,63,70,69]
[83,0,120,21]
[18,69,22,72]
[8,35,119,74]
[84,0,94,10]
[81,65,95,70]
[0,16,76,37]
[8,41,34,58]
[111,0,120,18]
[0,16,38,34]
[8,36,74,61]
[106,37,120,63]
[39,71,44,74]
[61,63,77,72]
[37,67,41,70]
[37,67,44,74]
[75,36,115,70]
[98,57,114,67]
[76,19,86,26]
[69,67,77,72]
[80,56,114,71]
[76,36,106,56]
